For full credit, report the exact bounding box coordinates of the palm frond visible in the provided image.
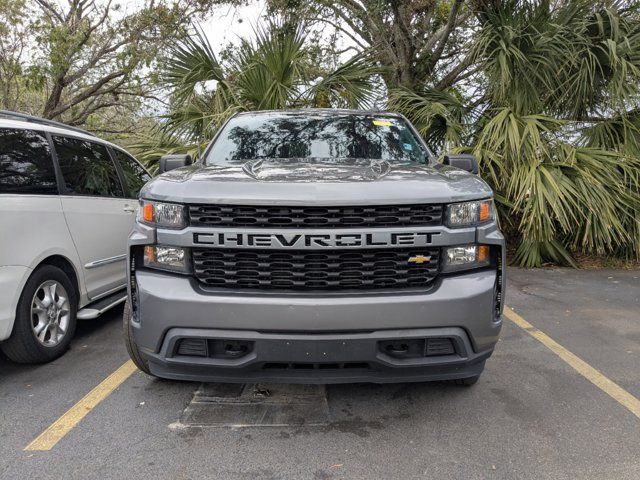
[232,21,307,110]
[473,108,640,266]
[128,131,205,175]
[164,26,231,106]
[305,53,382,109]
[581,109,640,157]
[388,87,468,152]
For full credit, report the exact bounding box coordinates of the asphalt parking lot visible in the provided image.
[1,268,638,480]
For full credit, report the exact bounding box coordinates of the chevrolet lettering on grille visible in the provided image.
[193,231,442,249]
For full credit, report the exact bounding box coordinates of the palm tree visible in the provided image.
[143,20,378,150]
[391,0,640,266]
[134,20,380,171]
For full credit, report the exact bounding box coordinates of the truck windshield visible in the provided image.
[205,113,430,165]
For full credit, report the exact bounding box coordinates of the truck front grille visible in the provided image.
[188,204,443,228]
[192,247,440,291]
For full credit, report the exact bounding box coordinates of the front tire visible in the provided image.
[1,265,77,363]
[122,299,152,375]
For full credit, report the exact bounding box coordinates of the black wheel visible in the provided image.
[453,374,481,386]
[122,299,153,375]
[1,265,77,364]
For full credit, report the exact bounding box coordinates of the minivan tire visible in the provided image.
[122,299,152,375]
[1,265,77,364]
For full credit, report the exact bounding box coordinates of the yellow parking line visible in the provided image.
[24,360,137,451]
[504,306,640,420]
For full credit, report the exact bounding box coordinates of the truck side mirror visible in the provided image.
[443,154,479,174]
[159,154,192,173]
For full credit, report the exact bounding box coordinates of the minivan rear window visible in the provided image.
[0,128,58,194]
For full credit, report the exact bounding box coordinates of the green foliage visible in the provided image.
[475,109,640,265]
[129,132,205,175]
[0,0,219,127]
[393,1,640,266]
[388,88,468,152]
[158,20,382,146]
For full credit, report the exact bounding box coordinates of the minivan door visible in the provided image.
[52,135,133,300]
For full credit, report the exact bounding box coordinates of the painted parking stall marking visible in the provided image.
[24,360,137,451]
[504,306,640,420]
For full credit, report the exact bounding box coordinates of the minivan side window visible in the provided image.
[111,149,151,198]
[53,136,123,197]
[0,128,58,194]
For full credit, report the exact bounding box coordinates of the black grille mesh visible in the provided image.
[189,204,443,228]
[192,248,440,291]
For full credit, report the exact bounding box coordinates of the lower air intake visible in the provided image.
[426,338,455,356]
[176,338,207,357]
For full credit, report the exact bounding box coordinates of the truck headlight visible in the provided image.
[138,200,186,229]
[446,199,494,227]
[442,245,491,272]
[144,246,190,273]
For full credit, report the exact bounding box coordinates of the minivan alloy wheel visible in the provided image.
[31,280,70,347]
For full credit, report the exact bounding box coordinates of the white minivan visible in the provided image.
[0,111,151,363]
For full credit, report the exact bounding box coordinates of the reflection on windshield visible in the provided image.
[206,114,428,165]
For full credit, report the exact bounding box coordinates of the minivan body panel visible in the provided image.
[0,265,31,341]
[0,194,84,339]
[0,195,81,273]
[60,196,136,299]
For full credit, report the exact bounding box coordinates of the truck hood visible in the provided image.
[141,159,493,205]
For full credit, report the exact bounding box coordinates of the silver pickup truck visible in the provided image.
[124,109,505,385]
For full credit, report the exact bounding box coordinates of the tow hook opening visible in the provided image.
[220,340,251,358]
[380,339,425,358]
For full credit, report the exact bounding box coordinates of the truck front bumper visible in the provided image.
[131,268,502,384]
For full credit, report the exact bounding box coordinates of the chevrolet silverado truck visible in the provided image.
[123,109,505,385]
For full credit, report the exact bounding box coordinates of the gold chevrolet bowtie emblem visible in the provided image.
[408,255,431,264]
